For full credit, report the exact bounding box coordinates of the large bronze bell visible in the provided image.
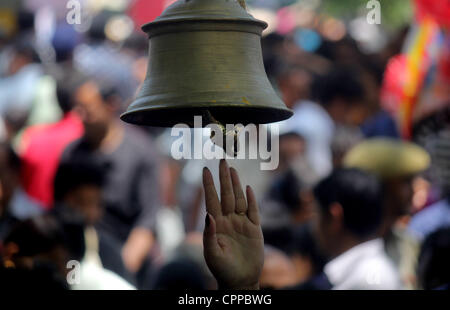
[121,0,292,127]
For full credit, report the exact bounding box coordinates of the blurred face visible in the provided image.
[64,185,102,225]
[345,103,369,126]
[279,135,306,168]
[74,82,113,142]
[278,69,312,108]
[327,98,364,126]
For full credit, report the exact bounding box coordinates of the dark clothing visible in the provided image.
[61,126,160,244]
[98,228,135,284]
[51,203,134,283]
[361,110,399,138]
[0,212,18,242]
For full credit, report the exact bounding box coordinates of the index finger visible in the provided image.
[203,167,222,218]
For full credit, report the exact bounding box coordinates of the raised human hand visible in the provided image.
[202,159,264,290]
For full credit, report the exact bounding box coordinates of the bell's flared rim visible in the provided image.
[120,103,293,127]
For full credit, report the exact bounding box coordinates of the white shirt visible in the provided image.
[71,228,136,290]
[276,100,335,178]
[324,239,402,290]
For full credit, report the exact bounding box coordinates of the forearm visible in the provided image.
[122,227,155,272]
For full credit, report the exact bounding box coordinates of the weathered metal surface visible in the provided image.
[121,0,292,127]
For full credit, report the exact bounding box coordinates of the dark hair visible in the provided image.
[311,67,364,106]
[98,82,121,104]
[314,168,383,238]
[54,159,105,202]
[417,227,450,290]
[55,80,74,114]
[17,10,35,33]
[4,216,66,257]
[3,214,85,267]
[54,70,86,113]
[152,259,206,290]
[263,226,296,255]
[263,224,327,275]
[12,36,40,63]
[0,264,68,290]
[261,33,285,78]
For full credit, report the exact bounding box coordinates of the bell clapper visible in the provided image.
[203,110,240,157]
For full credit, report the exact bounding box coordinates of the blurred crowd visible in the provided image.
[0,1,449,290]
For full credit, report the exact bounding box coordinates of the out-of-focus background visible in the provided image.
[0,0,449,290]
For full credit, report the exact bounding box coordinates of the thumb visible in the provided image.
[203,213,220,256]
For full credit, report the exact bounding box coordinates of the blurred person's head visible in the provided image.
[16,10,35,35]
[51,23,79,63]
[55,73,85,115]
[343,138,430,232]
[261,33,285,78]
[172,235,217,289]
[7,37,39,76]
[1,215,79,279]
[267,169,314,224]
[417,227,450,290]
[56,81,74,115]
[48,66,86,115]
[316,37,365,69]
[311,67,365,126]
[260,245,298,290]
[277,65,313,109]
[54,160,105,225]
[0,143,21,214]
[74,80,122,146]
[152,259,207,290]
[312,168,383,258]
[278,132,306,171]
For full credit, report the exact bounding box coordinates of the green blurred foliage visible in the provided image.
[247,0,413,30]
[321,0,413,30]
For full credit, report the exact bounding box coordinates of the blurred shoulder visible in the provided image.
[60,137,84,161]
[122,125,159,161]
[355,253,402,290]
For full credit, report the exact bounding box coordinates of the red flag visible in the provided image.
[128,0,166,29]
[415,0,450,29]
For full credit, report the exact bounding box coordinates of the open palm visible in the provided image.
[202,160,264,290]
